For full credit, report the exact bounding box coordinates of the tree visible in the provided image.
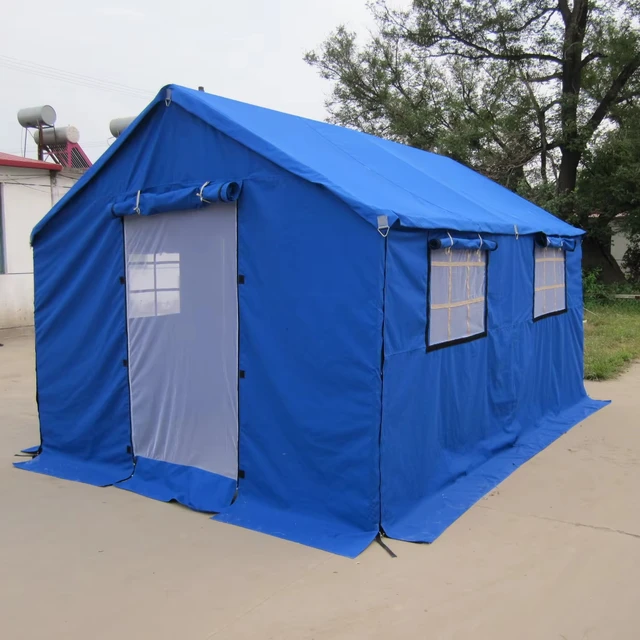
[576,105,640,279]
[305,1,640,275]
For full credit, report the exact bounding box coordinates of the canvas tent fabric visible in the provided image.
[16,85,608,558]
[30,88,583,243]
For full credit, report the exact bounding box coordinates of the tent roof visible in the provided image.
[32,84,582,242]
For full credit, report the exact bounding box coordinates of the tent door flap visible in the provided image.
[123,203,239,482]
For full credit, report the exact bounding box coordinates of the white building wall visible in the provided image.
[0,166,78,329]
[52,172,76,204]
[611,231,630,269]
[0,274,34,328]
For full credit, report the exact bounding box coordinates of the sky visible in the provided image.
[0,0,409,162]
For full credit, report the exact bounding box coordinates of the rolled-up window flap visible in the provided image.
[535,233,576,251]
[429,232,497,252]
[112,180,242,217]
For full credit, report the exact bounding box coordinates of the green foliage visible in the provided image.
[573,106,640,236]
[583,268,608,302]
[584,299,640,379]
[622,238,640,281]
[583,269,640,379]
[583,266,639,302]
[306,0,640,219]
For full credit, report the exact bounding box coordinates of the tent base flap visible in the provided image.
[116,456,236,513]
[13,449,132,487]
[383,396,610,543]
[215,496,378,558]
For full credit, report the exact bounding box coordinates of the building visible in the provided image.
[586,212,631,277]
[0,152,79,329]
[610,215,630,270]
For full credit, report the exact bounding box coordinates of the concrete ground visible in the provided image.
[1,330,639,640]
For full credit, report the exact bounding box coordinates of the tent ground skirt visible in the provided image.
[116,457,236,512]
[382,396,610,543]
[215,496,379,558]
[14,450,132,487]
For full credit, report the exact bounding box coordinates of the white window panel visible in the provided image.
[534,245,566,319]
[129,291,156,318]
[129,262,155,291]
[429,248,487,348]
[156,252,179,262]
[127,252,181,318]
[155,261,180,289]
[156,289,180,316]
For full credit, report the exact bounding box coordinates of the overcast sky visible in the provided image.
[0,0,408,162]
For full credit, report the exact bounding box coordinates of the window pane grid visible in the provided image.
[431,261,486,267]
[429,248,487,347]
[128,252,181,318]
[431,296,485,310]
[534,245,566,318]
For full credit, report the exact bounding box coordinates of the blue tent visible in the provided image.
[16,85,607,557]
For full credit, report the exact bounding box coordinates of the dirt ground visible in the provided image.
[1,328,639,640]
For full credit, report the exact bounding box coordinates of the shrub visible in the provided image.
[622,239,640,283]
[583,268,607,302]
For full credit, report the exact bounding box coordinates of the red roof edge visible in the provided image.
[0,151,62,172]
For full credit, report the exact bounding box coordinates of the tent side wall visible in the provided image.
[20,102,385,555]
[380,231,605,542]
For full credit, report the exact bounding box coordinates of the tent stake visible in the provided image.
[375,533,397,558]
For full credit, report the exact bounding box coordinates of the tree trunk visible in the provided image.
[556,3,626,282]
[557,0,588,197]
[557,148,580,195]
[581,236,626,283]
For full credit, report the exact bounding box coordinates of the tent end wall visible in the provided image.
[24,102,388,556]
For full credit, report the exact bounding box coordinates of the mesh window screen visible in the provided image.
[124,204,239,479]
[429,248,487,348]
[534,245,566,319]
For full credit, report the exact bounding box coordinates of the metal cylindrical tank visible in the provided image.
[17,105,57,128]
[33,125,80,146]
[109,116,136,138]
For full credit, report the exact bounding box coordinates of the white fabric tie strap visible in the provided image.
[197,181,211,203]
[514,224,519,240]
[134,190,141,215]
[446,231,453,254]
